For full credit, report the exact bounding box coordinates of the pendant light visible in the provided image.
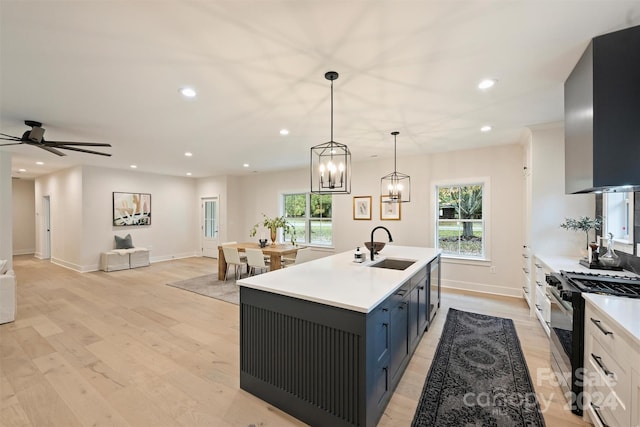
[381,131,411,203]
[310,71,351,194]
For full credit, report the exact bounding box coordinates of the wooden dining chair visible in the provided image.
[245,248,270,276]
[222,246,247,281]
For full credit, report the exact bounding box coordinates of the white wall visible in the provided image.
[24,132,591,293]
[525,125,595,256]
[35,165,199,271]
[12,179,35,255]
[0,152,13,268]
[35,166,84,269]
[235,143,526,297]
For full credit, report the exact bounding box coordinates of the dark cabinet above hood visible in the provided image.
[564,24,640,194]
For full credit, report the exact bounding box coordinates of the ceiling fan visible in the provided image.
[0,120,112,157]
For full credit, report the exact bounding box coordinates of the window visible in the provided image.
[436,183,485,258]
[283,193,333,246]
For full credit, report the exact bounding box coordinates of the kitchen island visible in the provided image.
[237,245,441,427]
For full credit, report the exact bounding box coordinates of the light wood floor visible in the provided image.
[1,255,590,427]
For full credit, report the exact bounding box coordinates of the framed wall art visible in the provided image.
[353,196,372,220]
[380,195,401,220]
[113,192,151,226]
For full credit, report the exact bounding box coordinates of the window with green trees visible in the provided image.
[283,193,332,246]
[436,183,484,258]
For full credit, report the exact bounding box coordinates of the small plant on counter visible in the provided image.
[559,216,602,249]
[249,213,296,245]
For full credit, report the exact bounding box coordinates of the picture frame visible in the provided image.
[380,195,401,220]
[353,196,372,220]
[113,192,151,226]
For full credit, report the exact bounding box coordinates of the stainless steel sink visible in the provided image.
[368,258,416,270]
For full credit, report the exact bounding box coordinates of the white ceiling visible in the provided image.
[2,1,639,180]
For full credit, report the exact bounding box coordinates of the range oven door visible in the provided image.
[548,283,584,415]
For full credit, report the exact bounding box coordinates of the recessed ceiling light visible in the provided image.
[130,165,137,169]
[480,125,492,132]
[184,152,193,157]
[280,129,289,135]
[36,161,44,165]
[478,79,497,90]
[186,172,192,176]
[243,163,250,168]
[179,87,197,98]
[18,168,26,173]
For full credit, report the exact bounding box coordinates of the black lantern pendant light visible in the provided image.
[381,131,411,203]
[310,71,351,194]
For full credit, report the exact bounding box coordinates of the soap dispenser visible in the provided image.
[354,246,364,263]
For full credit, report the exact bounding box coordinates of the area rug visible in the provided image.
[166,274,239,305]
[411,308,546,427]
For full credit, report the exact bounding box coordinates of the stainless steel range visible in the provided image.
[545,271,640,415]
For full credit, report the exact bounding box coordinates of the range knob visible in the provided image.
[560,290,572,302]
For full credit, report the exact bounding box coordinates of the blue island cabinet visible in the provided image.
[239,256,439,427]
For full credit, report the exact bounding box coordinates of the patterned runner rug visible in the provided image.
[166,274,239,305]
[412,308,546,427]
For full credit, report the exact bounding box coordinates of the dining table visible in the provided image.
[217,242,299,278]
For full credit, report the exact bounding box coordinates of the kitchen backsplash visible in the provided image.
[595,192,640,274]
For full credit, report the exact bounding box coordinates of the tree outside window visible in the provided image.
[436,184,484,257]
[283,193,332,246]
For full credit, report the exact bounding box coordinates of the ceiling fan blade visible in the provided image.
[0,134,21,141]
[45,140,112,147]
[37,145,66,156]
[55,145,112,157]
[0,142,25,146]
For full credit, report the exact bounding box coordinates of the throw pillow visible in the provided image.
[0,259,7,275]
[114,234,134,249]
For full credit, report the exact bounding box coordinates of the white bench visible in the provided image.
[100,248,150,272]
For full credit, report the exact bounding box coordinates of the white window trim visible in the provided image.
[431,177,491,262]
[281,192,333,247]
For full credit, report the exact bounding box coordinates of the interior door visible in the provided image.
[42,195,51,259]
[201,197,219,258]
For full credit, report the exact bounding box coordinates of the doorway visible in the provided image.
[201,197,219,258]
[41,195,51,259]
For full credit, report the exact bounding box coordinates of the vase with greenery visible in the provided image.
[249,213,296,245]
[559,216,602,251]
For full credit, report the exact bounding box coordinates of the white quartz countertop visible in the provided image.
[583,293,640,344]
[237,245,441,313]
[534,254,639,278]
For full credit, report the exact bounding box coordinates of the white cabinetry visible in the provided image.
[532,256,550,336]
[583,297,640,427]
[522,246,533,308]
[632,368,640,427]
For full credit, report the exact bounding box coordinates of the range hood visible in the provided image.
[564,24,640,194]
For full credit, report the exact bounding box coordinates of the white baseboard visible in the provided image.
[441,279,523,299]
[13,249,35,256]
[51,257,92,273]
[150,252,199,263]
[49,251,200,273]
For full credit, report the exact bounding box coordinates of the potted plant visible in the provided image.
[249,213,296,245]
[559,216,602,251]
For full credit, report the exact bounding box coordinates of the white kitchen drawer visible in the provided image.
[586,305,635,369]
[586,334,630,412]
[631,368,640,427]
[534,287,550,335]
[585,372,629,427]
[522,275,532,307]
[522,251,531,274]
[534,258,548,292]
